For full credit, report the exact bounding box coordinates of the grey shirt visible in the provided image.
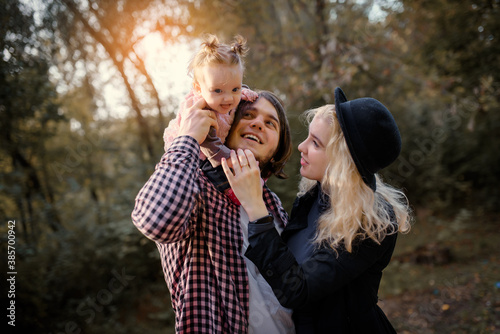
[240,207,295,334]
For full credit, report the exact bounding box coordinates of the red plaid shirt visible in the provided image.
[132,136,288,333]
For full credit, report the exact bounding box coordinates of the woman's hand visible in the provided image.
[222,149,269,221]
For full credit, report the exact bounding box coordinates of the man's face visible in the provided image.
[225,97,281,165]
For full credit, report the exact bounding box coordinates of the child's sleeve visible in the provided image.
[163,90,198,153]
[200,127,231,167]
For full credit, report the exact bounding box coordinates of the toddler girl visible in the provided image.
[163,34,257,167]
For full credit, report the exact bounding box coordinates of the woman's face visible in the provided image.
[298,115,331,182]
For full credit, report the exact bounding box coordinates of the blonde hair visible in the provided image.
[188,34,248,83]
[299,105,412,253]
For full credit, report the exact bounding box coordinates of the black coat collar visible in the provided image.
[283,183,329,241]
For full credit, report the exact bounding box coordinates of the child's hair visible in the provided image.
[298,105,412,253]
[188,34,249,84]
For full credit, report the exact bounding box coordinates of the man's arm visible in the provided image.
[131,136,202,243]
[132,97,218,243]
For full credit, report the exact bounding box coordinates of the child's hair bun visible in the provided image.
[201,34,220,55]
[231,35,248,57]
[188,33,249,78]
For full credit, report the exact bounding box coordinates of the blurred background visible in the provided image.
[1,0,499,333]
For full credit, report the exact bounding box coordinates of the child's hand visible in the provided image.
[241,88,258,102]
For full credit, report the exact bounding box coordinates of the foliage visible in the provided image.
[0,0,64,244]
[1,0,499,332]
[2,216,168,333]
[382,0,500,210]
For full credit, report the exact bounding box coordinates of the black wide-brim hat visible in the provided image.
[335,87,402,191]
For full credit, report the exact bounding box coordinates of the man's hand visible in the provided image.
[178,97,218,144]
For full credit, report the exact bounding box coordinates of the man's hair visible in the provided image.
[231,90,292,179]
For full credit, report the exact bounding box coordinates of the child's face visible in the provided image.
[193,64,243,114]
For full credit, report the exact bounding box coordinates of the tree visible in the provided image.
[384,0,500,210]
[41,0,194,161]
[0,0,64,245]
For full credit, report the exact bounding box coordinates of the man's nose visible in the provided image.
[250,117,264,130]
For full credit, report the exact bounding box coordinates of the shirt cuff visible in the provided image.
[248,220,275,237]
[167,135,200,155]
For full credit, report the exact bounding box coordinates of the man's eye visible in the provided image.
[267,121,277,128]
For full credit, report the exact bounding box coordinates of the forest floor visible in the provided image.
[379,208,500,334]
[126,208,500,334]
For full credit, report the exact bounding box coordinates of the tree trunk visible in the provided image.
[61,0,155,160]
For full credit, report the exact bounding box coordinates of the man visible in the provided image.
[131,91,293,333]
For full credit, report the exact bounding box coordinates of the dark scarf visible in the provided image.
[200,160,241,205]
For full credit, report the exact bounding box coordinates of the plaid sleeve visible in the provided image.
[131,136,201,243]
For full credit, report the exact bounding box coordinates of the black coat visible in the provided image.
[245,185,398,333]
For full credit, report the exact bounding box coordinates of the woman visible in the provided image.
[221,87,412,333]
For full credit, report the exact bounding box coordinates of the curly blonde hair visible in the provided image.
[298,105,412,253]
[188,34,248,84]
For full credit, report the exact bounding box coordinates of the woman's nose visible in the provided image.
[298,140,306,152]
